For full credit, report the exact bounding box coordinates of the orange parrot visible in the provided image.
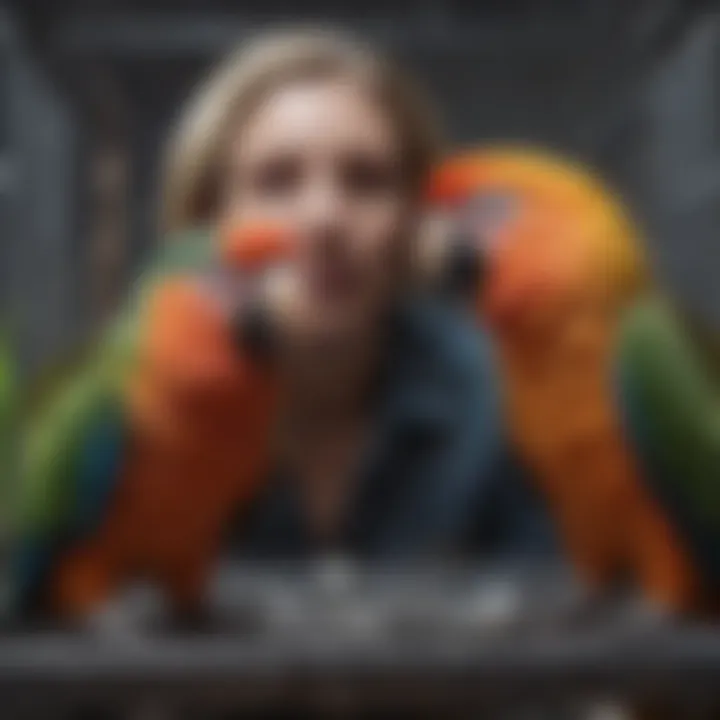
[426,147,704,615]
[11,223,295,625]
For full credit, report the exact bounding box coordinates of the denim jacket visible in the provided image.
[234,296,558,562]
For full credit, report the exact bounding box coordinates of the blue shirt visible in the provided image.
[233,297,558,562]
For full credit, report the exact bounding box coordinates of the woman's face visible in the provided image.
[222,77,415,344]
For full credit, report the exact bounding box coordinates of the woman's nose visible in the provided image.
[299,177,349,240]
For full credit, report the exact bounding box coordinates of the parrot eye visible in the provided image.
[462,191,518,249]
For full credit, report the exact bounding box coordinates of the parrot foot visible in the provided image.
[164,604,226,635]
[83,600,151,644]
[535,581,612,631]
[82,587,165,641]
[548,582,673,636]
[606,594,674,637]
[165,601,271,638]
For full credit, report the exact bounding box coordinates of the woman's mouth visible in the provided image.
[308,257,361,302]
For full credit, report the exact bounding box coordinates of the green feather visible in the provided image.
[618,295,720,520]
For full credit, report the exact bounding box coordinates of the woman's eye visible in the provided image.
[251,157,302,198]
[341,156,398,198]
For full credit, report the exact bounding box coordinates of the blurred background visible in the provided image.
[0,0,717,374]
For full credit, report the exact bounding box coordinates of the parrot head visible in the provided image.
[426,146,648,338]
[219,221,299,358]
[134,221,299,418]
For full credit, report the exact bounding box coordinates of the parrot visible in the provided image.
[10,222,296,625]
[425,145,715,616]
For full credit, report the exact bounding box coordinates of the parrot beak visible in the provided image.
[233,264,298,363]
[442,229,485,301]
[234,302,276,362]
[220,221,295,271]
[220,221,299,362]
[418,212,485,305]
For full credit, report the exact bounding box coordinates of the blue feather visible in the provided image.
[11,407,126,616]
[71,409,126,537]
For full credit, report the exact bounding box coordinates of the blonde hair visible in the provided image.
[160,28,441,235]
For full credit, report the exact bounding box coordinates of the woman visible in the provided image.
[152,28,556,559]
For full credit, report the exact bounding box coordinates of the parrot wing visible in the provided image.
[9,227,216,615]
[617,295,720,588]
[11,365,126,615]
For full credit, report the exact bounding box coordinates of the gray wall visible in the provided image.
[638,15,720,325]
[0,7,79,371]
